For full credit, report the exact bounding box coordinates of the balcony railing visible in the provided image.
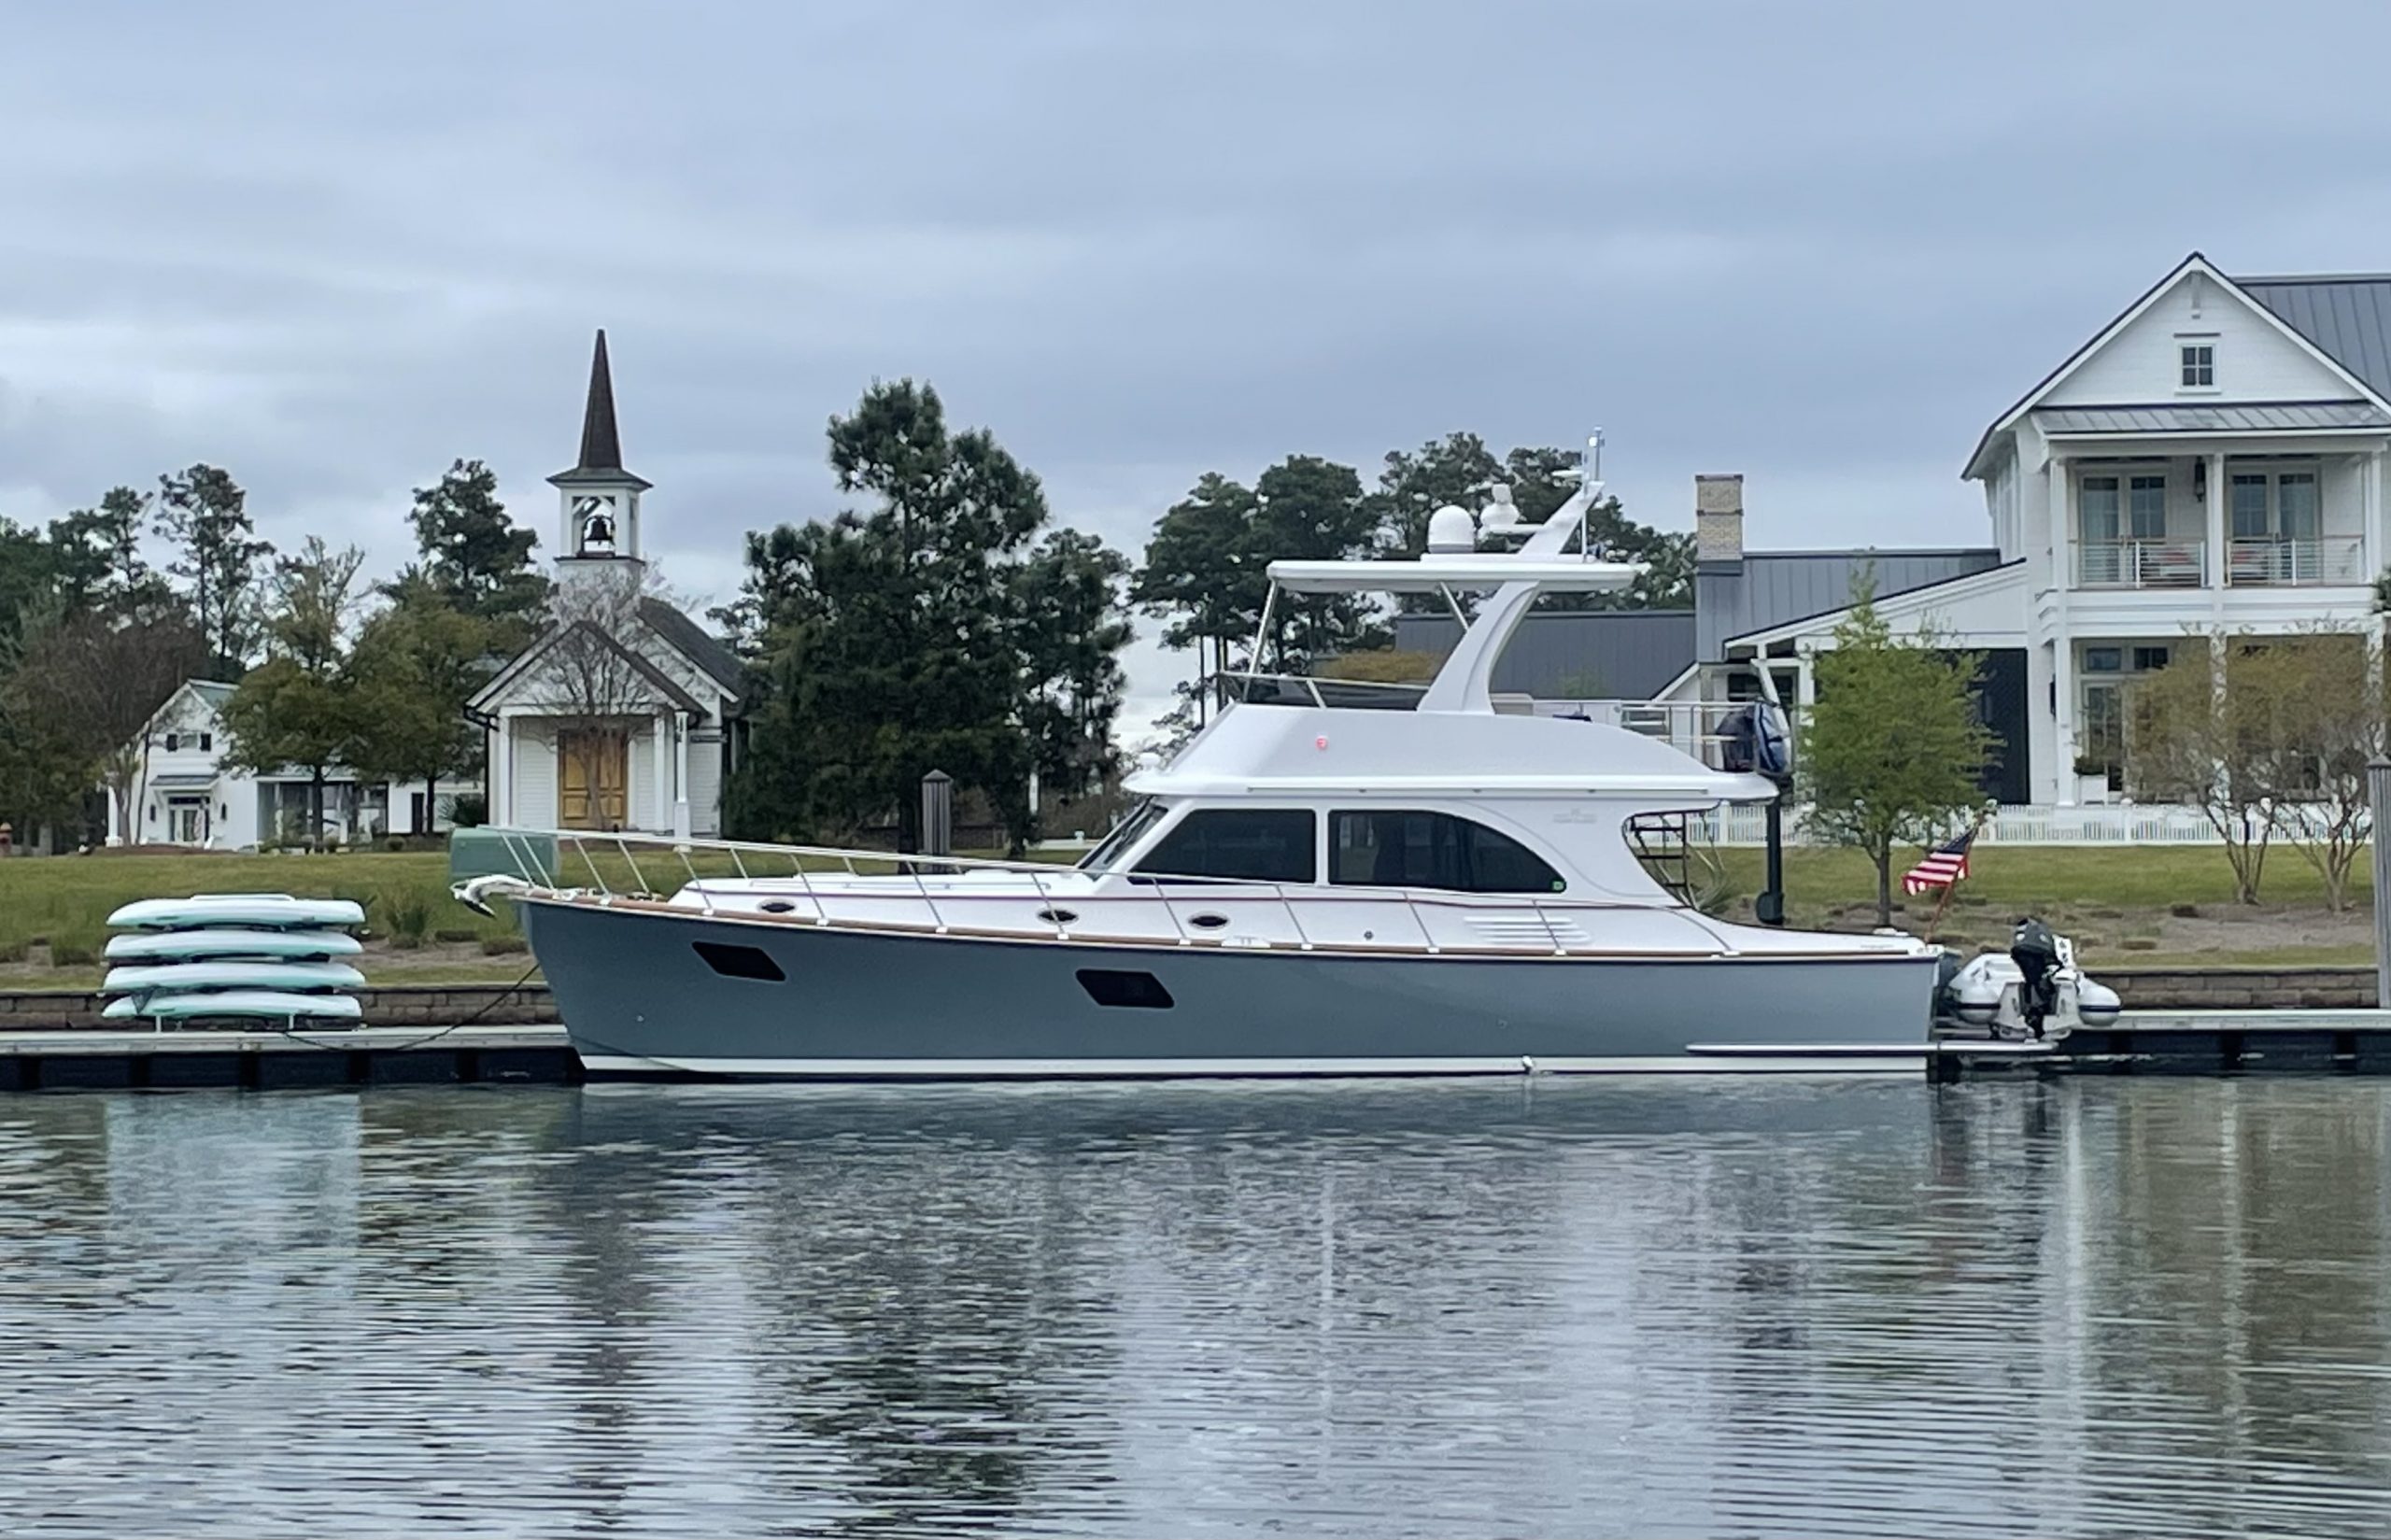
[2073,539,2204,588]
[2225,535,2366,586]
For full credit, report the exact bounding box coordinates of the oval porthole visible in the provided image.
[757,899,798,915]
[1036,907,1080,925]
[1189,913,1230,930]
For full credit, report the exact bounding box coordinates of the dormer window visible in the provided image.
[2179,338,2216,389]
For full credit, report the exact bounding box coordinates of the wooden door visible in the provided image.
[558,730,630,828]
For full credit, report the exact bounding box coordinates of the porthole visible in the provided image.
[1036,907,1080,925]
[1188,913,1230,930]
[757,899,799,914]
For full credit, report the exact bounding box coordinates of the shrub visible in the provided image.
[433,927,479,944]
[479,936,529,955]
[443,792,488,829]
[0,940,29,964]
[380,891,432,949]
[49,943,98,968]
[384,838,406,854]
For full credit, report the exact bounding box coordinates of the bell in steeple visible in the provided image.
[548,330,654,580]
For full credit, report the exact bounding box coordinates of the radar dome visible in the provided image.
[1425,504,1477,553]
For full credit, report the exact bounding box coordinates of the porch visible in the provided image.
[2055,443,2385,593]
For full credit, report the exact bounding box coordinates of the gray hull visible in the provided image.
[520,898,1941,1078]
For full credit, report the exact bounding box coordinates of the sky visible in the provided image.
[7,0,2391,736]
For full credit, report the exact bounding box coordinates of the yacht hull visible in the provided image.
[521,897,1942,1078]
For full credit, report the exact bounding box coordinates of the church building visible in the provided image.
[469,332,748,837]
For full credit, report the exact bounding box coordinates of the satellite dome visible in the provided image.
[1425,504,1477,553]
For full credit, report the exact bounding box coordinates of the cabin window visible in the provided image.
[1079,798,1166,871]
[1133,809,1317,884]
[1328,810,1565,894]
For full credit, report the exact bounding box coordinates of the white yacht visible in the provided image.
[459,473,2078,1079]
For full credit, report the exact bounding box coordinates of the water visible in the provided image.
[0,1078,2387,1537]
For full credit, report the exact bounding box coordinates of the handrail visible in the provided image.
[489,825,1722,917]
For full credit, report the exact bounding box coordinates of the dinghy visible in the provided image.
[105,928,363,963]
[104,960,368,996]
[103,991,364,1024]
[106,894,366,932]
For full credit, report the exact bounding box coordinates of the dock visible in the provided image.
[0,1023,577,1092]
[0,1011,2385,1092]
[1931,1009,2391,1081]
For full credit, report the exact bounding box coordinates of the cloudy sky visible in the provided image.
[7,0,2391,732]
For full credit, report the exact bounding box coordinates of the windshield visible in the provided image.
[1077,798,1167,871]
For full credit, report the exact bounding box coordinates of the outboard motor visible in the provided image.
[1719,703,1792,780]
[2010,917,2061,1038]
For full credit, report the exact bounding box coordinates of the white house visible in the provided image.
[111,679,468,849]
[1404,254,2391,808]
[468,332,749,837]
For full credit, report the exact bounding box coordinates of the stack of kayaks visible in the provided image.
[102,895,369,1027]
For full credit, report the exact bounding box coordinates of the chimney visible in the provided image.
[1694,473,1744,572]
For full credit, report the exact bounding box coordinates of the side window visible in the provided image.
[1133,810,1316,883]
[1330,811,1564,894]
[163,732,179,752]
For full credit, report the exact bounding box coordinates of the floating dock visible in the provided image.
[1931,1010,2391,1081]
[0,1024,577,1092]
[0,1011,2384,1092]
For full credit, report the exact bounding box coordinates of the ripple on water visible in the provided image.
[0,1077,2388,1536]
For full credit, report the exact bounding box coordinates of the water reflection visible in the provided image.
[0,1079,2386,1534]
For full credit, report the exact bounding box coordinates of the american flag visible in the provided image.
[1901,830,1975,895]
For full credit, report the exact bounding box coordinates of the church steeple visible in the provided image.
[548,329,652,576]
[575,329,625,472]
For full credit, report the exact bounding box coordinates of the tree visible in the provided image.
[396,459,550,651]
[729,379,1130,850]
[219,537,368,847]
[1012,529,1132,826]
[2127,634,2381,908]
[11,602,208,847]
[1132,473,1262,732]
[48,487,163,615]
[1796,577,1993,927]
[347,579,495,830]
[154,463,272,676]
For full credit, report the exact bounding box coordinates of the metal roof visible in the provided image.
[2242,276,2391,400]
[2035,402,2391,434]
[147,773,216,790]
[1394,610,1696,699]
[1696,549,2004,659]
[187,679,235,708]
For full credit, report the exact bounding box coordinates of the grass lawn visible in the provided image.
[0,844,1076,990]
[0,841,2370,990]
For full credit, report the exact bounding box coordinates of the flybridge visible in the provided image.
[1246,460,1642,715]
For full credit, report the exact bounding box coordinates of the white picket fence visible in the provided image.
[1699,803,2352,847]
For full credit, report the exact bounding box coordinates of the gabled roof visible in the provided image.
[637,598,748,697]
[187,679,235,709]
[1720,558,2028,651]
[1695,548,2004,660]
[1963,252,2391,480]
[2037,402,2391,434]
[467,602,743,715]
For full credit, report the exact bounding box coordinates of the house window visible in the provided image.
[2083,647,2123,673]
[1134,809,1316,884]
[1328,810,1565,894]
[2128,476,2166,539]
[2081,476,2120,542]
[2131,645,2171,672]
[2230,468,2322,539]
[2179,340,2215,389]
[163,732,179,752]
[199,732,212,753]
